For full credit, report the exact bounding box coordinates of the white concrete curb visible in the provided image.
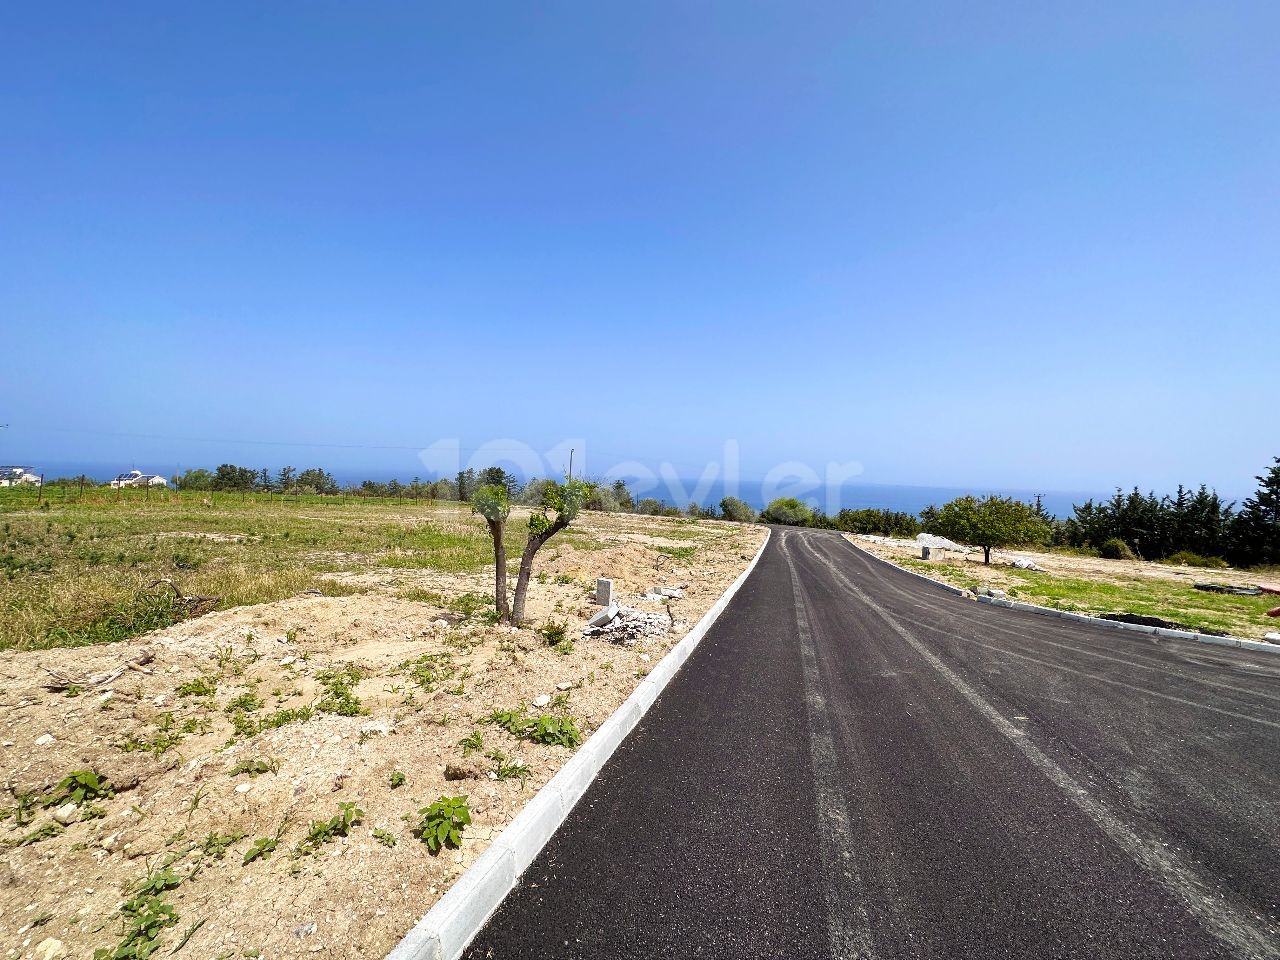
[387,528,773,960]
[850,539,1279,657]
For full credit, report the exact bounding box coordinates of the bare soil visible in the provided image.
[1,514,764,960]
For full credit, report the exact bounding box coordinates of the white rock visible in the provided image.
[531,694,551,708]
[639,654,651,662]
[152,695,167,707]
[280,656,297,666]
[34,938,65,960]
[359,720,392,737]
[555,681,574,691]
[432,619,449,629]
[586,605,619,628]
[35,734,55,747]
[1265,632,1280,643]
[235,783,253,794]
[53,802,79,825]
[99,691,114,703]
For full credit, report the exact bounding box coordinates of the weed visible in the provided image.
[414,796,471,854]
[373,827,398,847]
[93,891,179,960]
[200,831,248,861]
[297,802,363,854]
[228,758,279,778]
[553,639,575,655]
[398,652,454,692]
[135,868,183,896]
[176,676,218,698]
[487,751,531,782]
[64,685,82,697]
[223,692,262,713]
[170,918,207,954]
[84,804,107,820]
[316,664,366,717]
[120,730,184,757]
[538,619,568,644]
[45,769,113,807]
[481,709,582,748]
[15,822,63,846]
[186,786,208,814]
[458,729,484,756]
[388,771,406,789]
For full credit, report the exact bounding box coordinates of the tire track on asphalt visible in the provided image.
[779,530,875,960]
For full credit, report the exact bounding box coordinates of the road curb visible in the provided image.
[386,527,773,960]
[849,539,1279,657]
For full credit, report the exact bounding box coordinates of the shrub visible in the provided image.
[1163,550,1228,569]
[719,497,757,523]
[1100,537,1137,561]
[760,497,813,526]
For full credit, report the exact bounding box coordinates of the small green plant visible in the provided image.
[459,729,484,756]
[134,868,183,896]
[176,675,218,698]
[200,831,248,861]
[553,638,574,655]
[373,827,398,847]
[120,729,184,757]
[538,619,568,645]
[94,891,179,960]
[229,758,279,777]
[398,652,454,692]
[481,709,582,748]
[388,771,406,789]
[488,751,531,782]
[45,768,113,807]
[224,691,262,713]
[1163,550,1229,569]
[298,802,363,853]
[414,796,471,854]
[16,822,63,846]
[316,664,366,717]
[64,685,82,698]
[242,820,288,866]
[84,804,107,820]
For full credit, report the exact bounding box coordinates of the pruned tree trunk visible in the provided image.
[982,546,991,565]
[485,517,511,621]
[510,516,571,625]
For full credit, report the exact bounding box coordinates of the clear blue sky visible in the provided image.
[1,2,1276,496]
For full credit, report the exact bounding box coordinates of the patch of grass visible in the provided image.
[414,796,471,854]
[223,691,262,713]
[487,751,531,782]
[13,822,63,846]
[459,729,484,756]
[655,545,696,561]
[398,652,454,692]
[200,830,247,860]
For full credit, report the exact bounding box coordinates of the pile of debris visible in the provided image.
[582,604,673,646]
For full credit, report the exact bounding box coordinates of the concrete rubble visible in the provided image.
[581,604,673,646]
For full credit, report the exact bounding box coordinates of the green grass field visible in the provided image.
[0,486,534,651]
[898,556,1277,638]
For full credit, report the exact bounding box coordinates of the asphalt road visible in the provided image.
[462,527,1280,960]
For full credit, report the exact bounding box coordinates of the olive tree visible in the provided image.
[472,478,592,624]
[931,494,1049,565]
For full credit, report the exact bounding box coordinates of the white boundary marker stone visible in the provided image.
[851,539,1280,657]
[386,528,773,960]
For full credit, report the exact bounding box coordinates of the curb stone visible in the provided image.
[851,539,1279,657]
[386,528,773,960]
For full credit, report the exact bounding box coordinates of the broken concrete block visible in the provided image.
[587,604,619,628]
[595,578,614,606]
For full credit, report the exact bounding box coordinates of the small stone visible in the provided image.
[639,654,651,662]
[587,605,619,628]
[555,681,574,691]
[99,691,114,703]
[531,694,551,708]
[34,938,66,960]
[235,783,253,794]
[152,695,167,707]
[293,922,317,939]
[326,734,342,745]
[432,619,449,629]
[35,734,55,747]
[53,802,79,825]
[280,656,297,666]
[1264,632,1280,643]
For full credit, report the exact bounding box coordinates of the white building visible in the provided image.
[0,466,40,487]
[110,470,169,489]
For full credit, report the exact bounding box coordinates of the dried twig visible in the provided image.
[42,649,155,691]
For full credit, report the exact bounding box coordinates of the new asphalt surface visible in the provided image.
[461,527,1280,959]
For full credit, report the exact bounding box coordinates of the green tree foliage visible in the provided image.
[761,497,813,526]
[456,468,478,503]
[1229,457,1280,567]
[512,478,591,624]
[294,468,338,495]
[833,508,921,538]
[212,464,258,491]
[173,468,215,491]
[930,495,1050,564]
[1063,485,1235,561]
[719,496,757,523]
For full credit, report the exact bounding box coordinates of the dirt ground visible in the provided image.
[1,514,764,960]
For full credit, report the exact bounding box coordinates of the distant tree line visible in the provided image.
[754,456,1280,569]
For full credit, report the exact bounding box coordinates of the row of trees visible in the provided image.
[755,457,1280,569]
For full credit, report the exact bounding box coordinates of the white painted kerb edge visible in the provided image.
[386,527,773,960]
[850,538,1279,657]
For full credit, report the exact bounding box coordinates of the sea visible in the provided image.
[24,460,1102,520]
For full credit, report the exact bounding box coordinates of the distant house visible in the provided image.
[110,470,169,489]
[0,466,40,487]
